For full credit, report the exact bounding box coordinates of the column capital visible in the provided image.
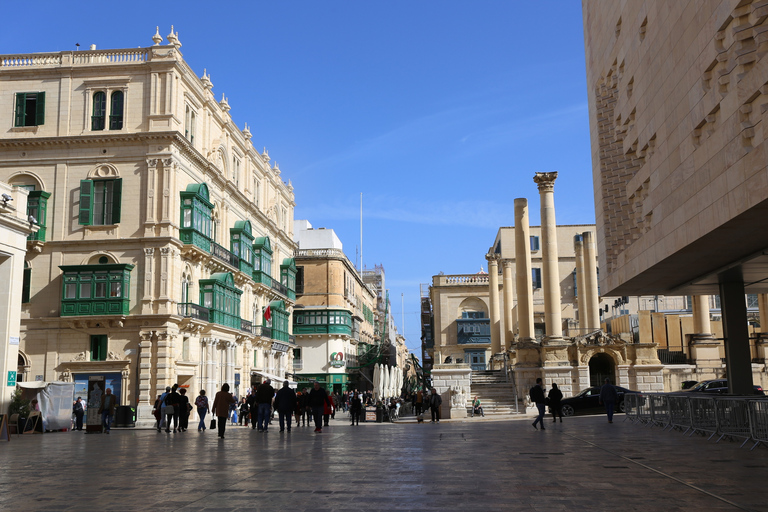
[533,171,558,192]
[485,253,500,262]
[501,259,514,268]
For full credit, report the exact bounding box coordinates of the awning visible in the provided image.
[251,370,297,388]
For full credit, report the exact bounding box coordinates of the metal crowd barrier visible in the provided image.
[623,392,768,450]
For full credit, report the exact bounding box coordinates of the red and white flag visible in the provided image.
[264,305,271,322]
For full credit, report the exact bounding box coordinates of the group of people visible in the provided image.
[529,377,619,430]
[70,387,119,433]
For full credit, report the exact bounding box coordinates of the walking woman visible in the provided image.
[548,382,563,423]
[195,390,209,432]
[164,384,181,433]
[212,383,236,439]
[178,388,191,431]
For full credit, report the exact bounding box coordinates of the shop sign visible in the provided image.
[7,371,16,386]
[272,342,289,353]
[329,352,345,368]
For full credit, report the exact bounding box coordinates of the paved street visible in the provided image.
[1,413,766,511]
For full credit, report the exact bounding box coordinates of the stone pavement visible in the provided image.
[1,413,766,512]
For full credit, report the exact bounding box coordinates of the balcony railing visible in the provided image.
[254,325,272,338]
[289,335,296,344]
[178,303,210,322]
[211,242,239,268]
[293,359,303,370]
[241,318,254,334]
[271,279,289,297]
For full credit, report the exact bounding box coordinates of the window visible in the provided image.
[233,157,241,186]
[530,236,540,251]
[295,266,304,294]
[92,92,107,130]
[748,294,759,309]
[22,261,31,303]
[14,92,45,127]
[79,179,122,226]
[572,268,578,297]
[461,311,485,319]
[184,105,196,144]
[180,183,213,251]
[532,268,542,289]
[109,91,124,130]
[90,335,108,361]
[26,190,51,242]
[60,263,134,316]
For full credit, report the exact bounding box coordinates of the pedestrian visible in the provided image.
[156,386,170,432]
[415,390,424,416]
[195,390,209,432]
[246,385,258,430]
[599,378,619,423]
[302,388,312,426]
[471,396,484,417]
[274,380,297,432]
[256,379,275,432]
[164,384,180,433]
[428,388,442,423]
[98,387,118,434]
[323,392,334,426]
[294,391,303,426]
[239,397,250,427]
[530,378,546,430]
[178,388,191,431]
[548,383,563,423]
[350,392,362,425]
[308,381,330,433]
[72,397,85,431]
[212,383,236,439]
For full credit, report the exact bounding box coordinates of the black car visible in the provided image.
[559,386,639,416]
[682,379,764,395]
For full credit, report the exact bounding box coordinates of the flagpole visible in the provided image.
[360,192,363,273]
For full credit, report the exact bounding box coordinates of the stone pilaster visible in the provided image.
[138,330,154,405]
[142,248,155,314]
[486,254,502,356]
[582,231,600,330]
[144,159,158,237]
[502,259,515,343]
[514,198,534,342]
[534,172,562,342]
[573,235,587,333]
[158,247,171,312]
[155,331,174,393]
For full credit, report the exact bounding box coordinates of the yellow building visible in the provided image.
[0,29,297,424]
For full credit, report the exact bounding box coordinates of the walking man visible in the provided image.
[308,381,330,433]
[599,378,619,423]
[530,378,546,430]
[274,380,296,433]
[428,388,442,423]
[98,387,118,434]
[256,379,275,432]
[72,397,85,431]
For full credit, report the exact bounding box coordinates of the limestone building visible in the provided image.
[292,220,376,392]
[583,0,768,393]
[0,29,297,423]
[0,182,36,413]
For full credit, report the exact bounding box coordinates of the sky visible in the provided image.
[1,1,594,355]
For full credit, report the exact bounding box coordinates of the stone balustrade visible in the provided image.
[433,274,490,286]
[1,48,152,69]
[295,248,347,259]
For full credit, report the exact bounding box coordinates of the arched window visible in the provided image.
[92,92,106,131]
[109,91,124,130]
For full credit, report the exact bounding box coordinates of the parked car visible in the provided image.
[560,386,639,417]
[682,379,764,395]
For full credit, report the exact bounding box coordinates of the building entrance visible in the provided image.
[588,353,615,386]
[464,350,486,371]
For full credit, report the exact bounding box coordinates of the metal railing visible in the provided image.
[624,392,768,450]
[293,359,303,370]
[271,279,289,296]
[211,242,240,268]
[177,303,209,322]
[240,319,254,334]
[254,325,272,339]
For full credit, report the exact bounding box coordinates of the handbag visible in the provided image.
[163,405,175,415]
[210,418,217,429]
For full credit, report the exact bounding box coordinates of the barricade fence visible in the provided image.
[624,392,768,450]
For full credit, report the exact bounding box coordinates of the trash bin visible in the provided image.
[376,405,383,423]
[114,406,136,428]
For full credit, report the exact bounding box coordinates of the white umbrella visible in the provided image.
[382,365,390,399]
[395,367,402,397]
[377,364,385,399]
[388,365,396,398]
[372,364,380,400]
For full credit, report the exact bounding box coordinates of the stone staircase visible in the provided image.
[466,370,522,416]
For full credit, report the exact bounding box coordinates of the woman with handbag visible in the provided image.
[211,383,236,439]
[195,390,209,432]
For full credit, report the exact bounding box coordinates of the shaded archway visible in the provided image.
[588,353,615,387]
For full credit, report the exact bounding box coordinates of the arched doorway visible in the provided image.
[588,353,615,387]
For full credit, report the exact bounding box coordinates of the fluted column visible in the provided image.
[486,254,502,355]
[582,231,600,330]
[502,259,515,343]
[514,199,534,341]
[574,235,587,333]
[692,295,713,336]
[534,172,562,342]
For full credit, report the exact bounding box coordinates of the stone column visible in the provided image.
[138,331,154,405]
[582,231,601,330]
[692,295,712,336]
[206,338,216,392]
[228,341,236,386]
[502,259,515,342]
[574,235,587,333]
[514,199,534,342]
[534,172,562,342]
[690,295,720,369]
[486,254,502,356]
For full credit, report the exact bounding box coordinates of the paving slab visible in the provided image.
[0,414,765,511]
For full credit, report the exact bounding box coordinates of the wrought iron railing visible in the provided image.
[254,325,272,338]
[211,242,239,268]
[177,303,210,322]
[241,319,254,334]
[271,279,289,296]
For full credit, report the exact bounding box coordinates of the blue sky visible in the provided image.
[1,1,593,354]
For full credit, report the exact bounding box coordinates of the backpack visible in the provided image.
[195,396,206,408]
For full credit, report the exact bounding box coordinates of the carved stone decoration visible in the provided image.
[72,352,87,362]
[87,163,120,179]
[107,350,122,361]
[533,171,558,192]
[59,371,71,382]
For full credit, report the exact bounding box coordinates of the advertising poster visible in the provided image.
[86,376,105,432]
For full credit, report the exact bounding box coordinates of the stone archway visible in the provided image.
[588,353,615,387]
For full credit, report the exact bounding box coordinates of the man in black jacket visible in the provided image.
[308,381,330,433]
[246,385,258,429]
[255,379,275,432]
[274,381,297,432]
[530,378,546,430]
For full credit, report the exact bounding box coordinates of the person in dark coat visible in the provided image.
[178,388,191,431]
[530,378,546,430]
[164,384,181,433]
[274,381,297,432]
[350,392,362,425]
[548,382,563,423]
[256,379,275,432]
[211,383,236,439]
[246,386,258,430]
[308,382,331,433]
[599,378,619,423]
[72,397,85,431]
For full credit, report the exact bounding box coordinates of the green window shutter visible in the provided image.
[100,335,108,360]
[22,266,31,303]
[35,92,45,126]
[14,93,25,127]
[79,180,93,225]
[111,178,122,223]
